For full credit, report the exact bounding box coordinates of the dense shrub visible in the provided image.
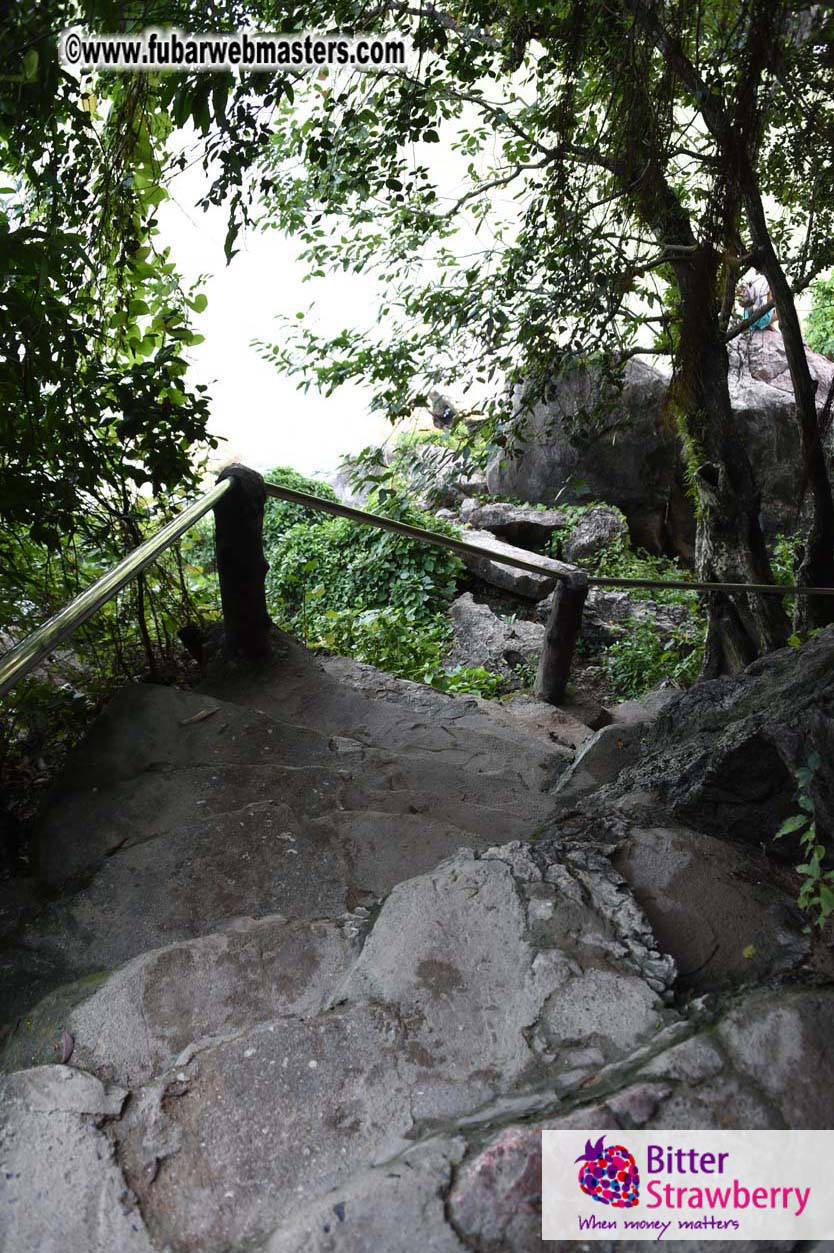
[262,465,497,694]
[806,275,834,359]
[548,503,706,696]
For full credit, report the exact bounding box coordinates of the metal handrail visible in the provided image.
[0,478,232,701]
[264,482,834,598]
[1,469,832,702]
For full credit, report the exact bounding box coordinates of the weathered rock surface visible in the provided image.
[262,1137,468,1252]
[0,1066,154,1253]
[605,625,834,852]
[2,624,831,1251]
[612,825,808,992]
[487,357,690,556]
[561,505,628,563]
[552,721,646,803]
[458,526,575,598]
[488,337,834,557]
[727,332,834,536]
[5,640,584,1026]
[2,840,673,1252]
[458,498,569,546]
[2,914,356,1086]
[448,987,834,1249]
[446,592,545,687]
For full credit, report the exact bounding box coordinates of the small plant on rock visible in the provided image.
[604,618,704,699]
[775,752,834,928]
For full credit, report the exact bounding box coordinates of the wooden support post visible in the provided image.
[214,464,273,659]
[534,572,588,706]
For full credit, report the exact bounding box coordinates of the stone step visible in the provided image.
[8,796,535,1026]
[2,913,357,1086]
[199,633,572,790]
[2,840,675,1253]
[31,688,551,888]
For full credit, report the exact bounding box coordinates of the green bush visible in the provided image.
[263,465,481,683]
[263,466,460,626]
[806,275,834,359]
[604,617,704,699]
[313,606,452,681]
[548,502,705,696]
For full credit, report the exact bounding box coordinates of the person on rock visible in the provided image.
[737,272,779,331]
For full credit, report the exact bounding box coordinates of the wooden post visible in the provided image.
[214,464,273,659]
[534,571,588,706]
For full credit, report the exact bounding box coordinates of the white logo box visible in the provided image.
[542,1130,834,1241]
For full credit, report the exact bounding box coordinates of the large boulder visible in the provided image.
[487,336,834,557]
[446,593,544,687]
[487,358,691,556]
[727,333,834,536]
[457,527,575,599]
[603,625,834,853]
[458,498,569,547]
[560,504,628,563]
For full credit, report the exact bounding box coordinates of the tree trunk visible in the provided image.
[671,248,791,676]
[742,193,834,631]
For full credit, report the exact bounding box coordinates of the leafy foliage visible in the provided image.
[547,502,705,696]
[0,499,215,830]
[0,14,214,545]
[775,753,834,929]
[262,466,460,676]
[603,617,704,699]
[261,466,522,697]
[263,466,460,623]
[806,276,834,360]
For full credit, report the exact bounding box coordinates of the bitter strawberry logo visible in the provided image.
[576,1136,640,1208]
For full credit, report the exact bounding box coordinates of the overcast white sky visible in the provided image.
[156,118,820,487]
[156,161,398,481]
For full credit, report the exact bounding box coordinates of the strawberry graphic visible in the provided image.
[576,1135,640,1208]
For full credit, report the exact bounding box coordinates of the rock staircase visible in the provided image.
[1,631,832,1253]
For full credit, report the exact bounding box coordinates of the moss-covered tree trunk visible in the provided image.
[741,191,834,632]
[671,247,791,675]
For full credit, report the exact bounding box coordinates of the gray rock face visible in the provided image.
[487,357,690,556]
[446,592,544,687]
[23,840,668,1253]
[561,505,628,563]
[728,333,834,536]
[2,626,831,1251]
[458,498,569,546]
[487,338,834,556]
[0,1067,154,1253]
[262,1137,468,1253]
[606,625,834,852]
[448,987,834,1250]
[459,526,575,598]
[612,825,808,992]
[5,644,578,1026]
[552,721,646,803]
[3,915,356,1087]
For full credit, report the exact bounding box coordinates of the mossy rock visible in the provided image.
[0,969,110,1074]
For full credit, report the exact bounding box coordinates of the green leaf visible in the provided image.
[819,882,834,919]
[774,814,808,838]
